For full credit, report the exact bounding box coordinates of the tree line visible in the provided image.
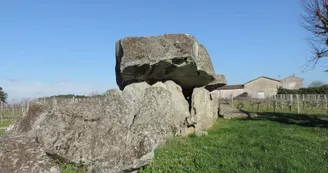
[0,86,97,103]
[40,94,89,99]
[278,85,328,94]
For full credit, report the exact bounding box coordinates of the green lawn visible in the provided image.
[0,119,13,127]
[0,110,20,135]
[0,129,5,136]
[141,113,328,173]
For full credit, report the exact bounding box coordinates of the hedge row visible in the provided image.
[41,94,89,99]
[277,85,328,94]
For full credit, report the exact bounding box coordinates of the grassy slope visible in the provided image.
[141,115,328,173]
[0,129,5,135]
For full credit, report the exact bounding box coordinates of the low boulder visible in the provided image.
[219,103,249,119]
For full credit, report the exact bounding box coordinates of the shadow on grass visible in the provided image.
[243,111,328,129]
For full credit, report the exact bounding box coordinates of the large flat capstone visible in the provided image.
[115,33,216,90]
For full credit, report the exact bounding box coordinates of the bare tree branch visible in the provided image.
[301,0,328,71]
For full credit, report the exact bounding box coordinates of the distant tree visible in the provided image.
[301,0,328,71]
[0,87,8,103]
[277,85,328,94]
[308,80,326,87]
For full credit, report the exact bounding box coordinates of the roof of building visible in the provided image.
[244,76,281,84]
[217,84,245,90]
[215,76,281,91]
[283,75,304,80]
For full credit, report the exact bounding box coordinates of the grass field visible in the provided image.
[140,113,328,173]
[0,129,5,135]
[0,110,20,135]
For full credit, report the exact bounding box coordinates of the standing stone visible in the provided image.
[189,88,215,135]
[152,80,191,136]
[125,87,173,171]
[115,34,216,90]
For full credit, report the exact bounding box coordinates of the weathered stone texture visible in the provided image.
[0,136,59,173]
[205,74,227,91]
[116,34,216,90]
[189,87,216,134]
[4,81,191,173]
[1,33,224,173]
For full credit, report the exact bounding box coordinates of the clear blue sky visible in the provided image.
[1,0,328,101]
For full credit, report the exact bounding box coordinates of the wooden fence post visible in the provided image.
[273,95,277,112]
[231,95,234,108]
[289,94,293,112]
[0,101,3,124]
[317,94,320,108]
[267,97,270,111]
[302,94,305,110]
[296,95,300,114]
[314,94,319,108]
[21,101,24,117]
[280,95,283,110]
[27,100,30,113]
[325,95,327,110]
[12,105,15,118]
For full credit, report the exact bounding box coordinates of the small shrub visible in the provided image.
[55,160,87,173]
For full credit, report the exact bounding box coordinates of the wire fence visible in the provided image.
[220,94,328,114]
[1,94,327,130]
[0,95,108,124]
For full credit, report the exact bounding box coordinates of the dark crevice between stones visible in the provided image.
[182,87,194,113]
[205,83,226,92]
[172,57,189,65]
[129,114,138,130]
[119,56,214,92]
[116,40,124,90]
